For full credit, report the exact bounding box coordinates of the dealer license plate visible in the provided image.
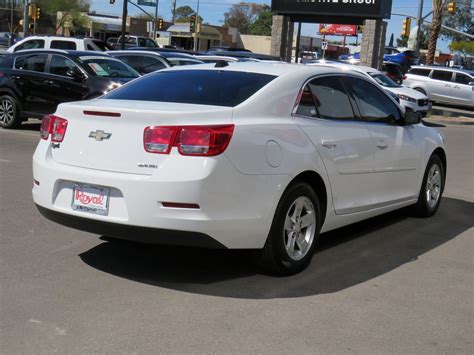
[72,184,110,215]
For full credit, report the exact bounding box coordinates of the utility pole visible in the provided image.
[415,0,424,55]
[121,0,128,50]
[171,0,176,23]
[153,0,159,41]
[295,22,302,63]
[23,0,29,37]
[9,0,14,46]
[192,0,200,52]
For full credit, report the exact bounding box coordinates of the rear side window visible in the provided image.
[295,76,355,120]
[455,73,472,85]
[409,68,431,77]
[14,39,44,52]
[51,40,77,50]
[14,54,47,72]
[141,56,167,74]
[115,55,142,71]
[344,77,401,124]
[103,70,276,107]
[432,70,453,82]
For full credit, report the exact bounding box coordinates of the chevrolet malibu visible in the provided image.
[32,63,447,275]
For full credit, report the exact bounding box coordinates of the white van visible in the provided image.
[7,36,109,53]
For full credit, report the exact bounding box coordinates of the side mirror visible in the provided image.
[67,68,86,82]
[404,110,422,125]
[469,81,474,87]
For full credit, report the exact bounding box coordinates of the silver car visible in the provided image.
[404,66,474,108]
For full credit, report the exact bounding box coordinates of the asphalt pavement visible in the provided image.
[1,124,473,353]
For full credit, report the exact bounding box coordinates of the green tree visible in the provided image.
[247,4,272,36]
[224,2,263,34]
[450,41,474,55]
[36,0,90,34]
[396,35,408,47]
[174,5,194,22]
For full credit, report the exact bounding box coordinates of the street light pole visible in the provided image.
[415,0,424,55]
[23,0,29,37]
[120,0,128,50]
[10,0,14,46]
[192,0,200,52]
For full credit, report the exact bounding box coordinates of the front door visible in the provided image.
[344,76,421,205]
[430,70,455,103]
[453,72,474,106]
[293,75,376,215]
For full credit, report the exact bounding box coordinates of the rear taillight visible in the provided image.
[40,114,68,142]
[143,126,178,154]
[144,125,234,157]
[403,75,407,80]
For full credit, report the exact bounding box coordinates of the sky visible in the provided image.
[89,0,451,52]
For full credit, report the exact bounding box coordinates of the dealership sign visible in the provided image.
[319,24,358,36]
[272,0,393,21]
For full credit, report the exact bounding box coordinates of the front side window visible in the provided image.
[14,39,45,52]
[408,68,431,77]
[455,73,473,85]
[432,70,453,82]
[51,40,77,50]
[141,56,167,74]
[344,77,401,124]
[49,55,78,77]
[295,76,355,120]
[14,54,47,72]
[103,70,276,107]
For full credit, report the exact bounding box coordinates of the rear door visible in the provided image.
[293,75,376,215]
[44,54,89,107]
[11,53,51,114]
[344,76,421,205]
[429,70,455,103]
[452,72,474,107]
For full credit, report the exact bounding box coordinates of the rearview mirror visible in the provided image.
[405,110,422,125]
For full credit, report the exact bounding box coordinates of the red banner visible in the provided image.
[319,24,358,36]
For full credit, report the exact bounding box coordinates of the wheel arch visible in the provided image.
[288,170,328,227]
[432,147,447,181]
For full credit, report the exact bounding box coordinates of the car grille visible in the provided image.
[418,99,429,107]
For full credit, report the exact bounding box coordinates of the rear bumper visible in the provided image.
[32,141,288,249]
[36,204,226,249]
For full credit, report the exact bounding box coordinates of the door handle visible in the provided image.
[43,80,55,85]
[454,86,461,89]
[321,140,337,149]
[377,140,389,149]
[444,84,452,87]
[11,75,20,80]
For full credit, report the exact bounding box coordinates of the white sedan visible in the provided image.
[32,63,447,275]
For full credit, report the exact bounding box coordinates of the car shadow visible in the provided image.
[79,197,473,299]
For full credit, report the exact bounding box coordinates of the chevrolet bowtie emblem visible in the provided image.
[89,130,112,141]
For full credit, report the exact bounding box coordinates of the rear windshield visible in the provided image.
[103,70,277,107]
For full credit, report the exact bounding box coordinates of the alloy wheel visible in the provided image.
[0,98,15,126]
[426,164,442,209]
[283,196,316,261]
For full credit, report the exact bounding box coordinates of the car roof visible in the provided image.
[410,65,474,75]
[9,49,110,57]
[159,61,370,79]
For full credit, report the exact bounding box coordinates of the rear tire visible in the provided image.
[255,181,322,276]
[0,95,21,129]
[411,154,445,218]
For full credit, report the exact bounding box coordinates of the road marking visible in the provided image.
[0,129,38,138]
[0,159,11,163]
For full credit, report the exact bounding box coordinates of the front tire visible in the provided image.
[256,182,321,276]
[0,95,21,129]
[411,155,445,217]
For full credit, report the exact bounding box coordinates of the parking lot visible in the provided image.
[0,122,472,353]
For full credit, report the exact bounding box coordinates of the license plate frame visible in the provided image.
[71,184,110,216]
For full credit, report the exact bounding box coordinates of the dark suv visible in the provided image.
[0,49,139,128]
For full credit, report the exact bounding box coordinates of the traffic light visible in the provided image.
[401,17,411,37]
[35,6,41,20]
[447,2,456,13]
[190,15,196,33]
[158,18,164,30]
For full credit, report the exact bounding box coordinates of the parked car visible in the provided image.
[383,48,419,72]
[382,62,404,85]
[404,66,474,108]
[109,50,203,75]
[0,49,140,128]
[107,35,158,50]
[208,46,251,52]
[0,32,18,47]
[194,55,239,64]
[206,50,281,61]
[32,63,446,276]
[307,62,430,116]
[7,36,110,53]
